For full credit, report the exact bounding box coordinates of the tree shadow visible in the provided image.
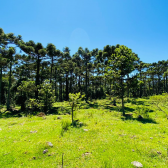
[124,106,135,112]
[104,105,115,111]
[135,101,145,105]
[127,99,145,105]
[104,105,136,114]
[0,109,22,118]
[85,102,99,109]
[72,119,87,128]
[148,109,154,113]
[121,116,157,124]
[136,117,157,124]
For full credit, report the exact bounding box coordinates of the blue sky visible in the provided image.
[1,0,168,63]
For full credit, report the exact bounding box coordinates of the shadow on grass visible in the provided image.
[0,109,23,118]
[104,105,136,114]
[0,105,70,118]
[124,107,135,112]
[71,119,87,128]
[137,118,157,124]
[127,99,145,105]
[85,102,99,109]
[121,116,157,124]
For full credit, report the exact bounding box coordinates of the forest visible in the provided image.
[0,27,168,116]
[1,28,168,167]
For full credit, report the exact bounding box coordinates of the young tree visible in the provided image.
[69,92,85,125]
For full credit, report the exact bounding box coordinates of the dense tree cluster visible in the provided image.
[0,28,168,115]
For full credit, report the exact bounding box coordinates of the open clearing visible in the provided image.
[0,96,168,167]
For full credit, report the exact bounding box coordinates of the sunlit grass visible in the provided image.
[0,95,168,167]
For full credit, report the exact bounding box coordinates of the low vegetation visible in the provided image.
[0,94,168,167]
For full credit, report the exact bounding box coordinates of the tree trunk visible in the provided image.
[50,56,53,83]
[7,62,12,110]
[85,63,88,101]
[78,75,81,93]
[0,65,2,106]
[109,78,111,95]
[148,81,151,95]
[41,64,44,84]
[35,55,40,99]
[152,75,155,95]
[70,72,72,93]
[59,76,62,102]
[121,78,125,116]
[164,77,165,93]
[158,75,160,94]
[127,74,129,97]
[72,103,74,125]
[166,76,168,93]
[54,67,57,101]
[21,92,26,111]
[140,70,142,98]
[66,73,68,101]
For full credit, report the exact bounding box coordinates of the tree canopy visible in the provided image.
[1,27,168,116]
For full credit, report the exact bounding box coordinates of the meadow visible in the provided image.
[0,94,168,168]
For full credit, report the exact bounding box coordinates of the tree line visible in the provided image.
[0,27,168,115]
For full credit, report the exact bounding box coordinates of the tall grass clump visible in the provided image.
[60,119,71,136]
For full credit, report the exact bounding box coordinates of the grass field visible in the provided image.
[0,95,168,167]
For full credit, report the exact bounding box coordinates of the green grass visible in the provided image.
[0,95,168,167]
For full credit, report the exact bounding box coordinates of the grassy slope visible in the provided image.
[0,95,168,168]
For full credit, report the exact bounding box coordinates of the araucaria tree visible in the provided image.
[1,27,168,117]
[107,45,139,116]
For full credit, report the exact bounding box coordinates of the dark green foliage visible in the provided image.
[106,45,139,115]
[0,27,168,117]
[17,80,36,111]
[38,80,55,114]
